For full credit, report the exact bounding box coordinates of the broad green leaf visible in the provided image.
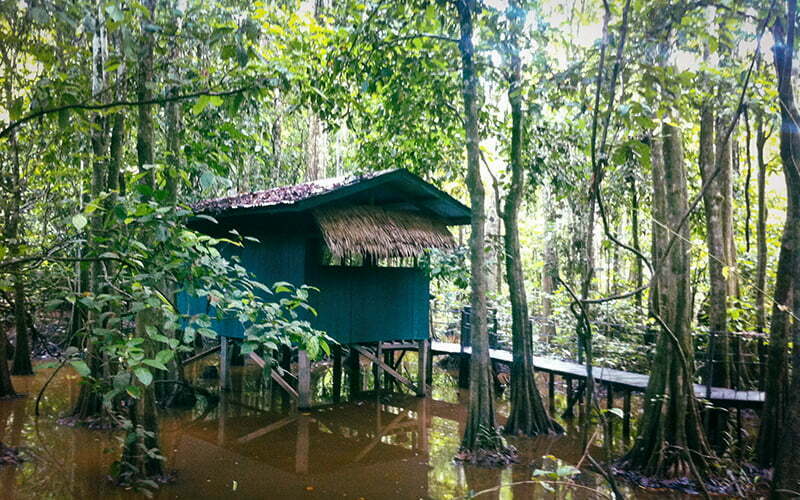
[70,360,91,377]
[134,367,153,386]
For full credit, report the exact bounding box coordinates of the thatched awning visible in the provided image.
[314,205,456,259]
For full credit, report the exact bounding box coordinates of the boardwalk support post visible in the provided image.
[548,372,556,414]
[606,383,615,450]
[623,390,632,443]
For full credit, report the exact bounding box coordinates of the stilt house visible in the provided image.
[184,168,470,356]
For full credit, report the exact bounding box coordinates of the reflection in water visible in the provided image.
[0,358,671,499]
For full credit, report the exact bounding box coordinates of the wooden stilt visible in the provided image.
[333,344,342,403]
[375,343,383,392]
[425,340,433,386]
[348,346,361,396]
[457,354,470,389]
[383,349,393,390]
[623,390,632,443]
[298,349,311,410]
[606,383,614,451]
[220,336,230,392]
[563,377,574,418]
[736,407,743,460]
[417,339,430,397]
[548,372,556,414]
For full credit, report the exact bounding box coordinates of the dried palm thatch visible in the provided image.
[314,205,456,259]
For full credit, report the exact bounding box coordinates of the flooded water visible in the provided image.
[0,356,685,499]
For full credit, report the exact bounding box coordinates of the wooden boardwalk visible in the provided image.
[430,341,764,409]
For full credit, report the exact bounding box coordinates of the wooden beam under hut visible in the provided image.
[248,351,299,400]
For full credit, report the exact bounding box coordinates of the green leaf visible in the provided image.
[134,367,153,386]
[126,385,142,399]
[155,349,174,365]
[143,359,168,371]
[71,214,88,231]
[70,360,91,377]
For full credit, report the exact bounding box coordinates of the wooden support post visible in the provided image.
[736,407,743,460]
[563,377,573,418]
[425,340,433,386]
[548,372,556,414]
[623,390,632,443]
[348,346,361,396]
[333,344,342,403]
[417,339,430,397]
[457,354,470,389]
[220,336,230,392]
[383,349,393,390]
[606,383,614,451]
[298,349,311,410]
[458,314,470,389]
[375,343,383,392]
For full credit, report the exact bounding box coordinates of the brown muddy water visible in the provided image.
[0,356,689,499]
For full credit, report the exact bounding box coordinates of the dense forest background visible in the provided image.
[1,0,799,496]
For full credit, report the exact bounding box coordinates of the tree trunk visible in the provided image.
[271,92,283,186]
[503,0,560,437]
[456,0,497,452]
[699,103,730,390]
[755,110,769,390]
[9,133,31,376]
[628,175,643,310]
[622,120,713,478]
[136,0,156,191]
[541,188,558,341]
[716,115,740,299]
[120,0,164,479]
[305,0,327,181]
[758,11,800,492]
[72,0,109,417]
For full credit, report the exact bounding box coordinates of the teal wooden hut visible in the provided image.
[186,169,470,405]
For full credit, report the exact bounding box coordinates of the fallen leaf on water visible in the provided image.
[305,485,315,491]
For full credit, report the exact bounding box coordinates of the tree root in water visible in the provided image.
[455,446,519,467]
[612,463,772,497]
[0,442,24,466]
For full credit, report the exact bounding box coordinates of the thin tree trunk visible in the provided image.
[72,1,108,417]
[541,188,558,341]
[628,175,643,310]
[121,0,164,479]
[456,0,497,452]
[699,102,730,390]
[759,11,800,493]
[503,0,560,437]
[8,133,31,376]
[755,110,769,390]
